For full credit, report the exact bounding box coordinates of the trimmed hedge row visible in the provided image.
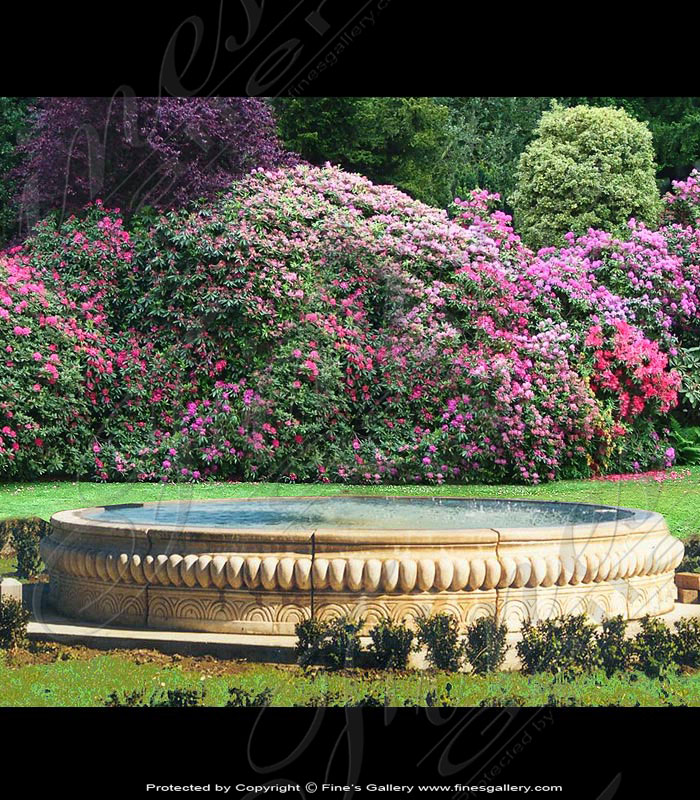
[293,611,700,679]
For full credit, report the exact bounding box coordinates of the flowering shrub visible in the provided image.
[103,166,622,484]
[529,226,700,344]
[486,210,689,462]
[0,204,185,479]
[0,165,691,483]
[584,320,679,419]
[525,212,700,416]
[451,191,684,473]
[0,245,95,477]
[663,169,700,226]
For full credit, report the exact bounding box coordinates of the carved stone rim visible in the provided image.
[41,535,684,594]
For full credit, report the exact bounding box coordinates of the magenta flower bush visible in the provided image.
[0,243,96,476]
[0,204,186,478]
[0,165,690,484]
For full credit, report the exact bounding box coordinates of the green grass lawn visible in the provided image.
[1,648,699,707]
[2,469,699,538]
[0,554,16,579]
[2,472,698,707]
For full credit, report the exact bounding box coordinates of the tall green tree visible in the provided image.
[442,96,553,208]
[272,97,459,207]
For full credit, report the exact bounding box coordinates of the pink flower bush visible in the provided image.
[99,167,681,483]
[0,204,185,478]
[586,320,680,419]
[0,247,94,476]
[663,170,700,226]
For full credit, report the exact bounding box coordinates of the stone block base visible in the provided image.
[48,573,147,627]
[676,572,700,590]
[678,588,699,604]
[0,577,22,605]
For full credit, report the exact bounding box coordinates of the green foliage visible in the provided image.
[669,418,700,465]
[0,596,30,650]
[516,615,602,678]
[9,517,47,580]
[447,96,700,212]
[348,691,388,707]
[632,615,677,678]
[104,689,147,707]
[674,617,700,669]
[516,613,698,680]
[296,689,387,707]
[678,536,700,574]
[565,97,700,184]
[226,686,273,707]
[511,103,662,250]
[273,97,458,207]
[320,615,364,670]
[0,518,49,579]
[366,617,414,670]
[293,615,364,670]
[294,618,328,667]
[0,97,32,246]
[6,642,700,707]
[463,616,508,674]
[443,97,552,209]
[478,692,527,707]
[127,204,160,236]
[150,687,206,707]
[425,682,455,707]
[542,693,618,707]
[596,616,633,677]
[104,687,206,707]
[0,519,11,553]
[271,96,700,213]
[294,690,345,707]
[415,612,465,672]
[670,347,700,416]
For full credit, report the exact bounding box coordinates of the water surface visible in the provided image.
[82,497,643,531]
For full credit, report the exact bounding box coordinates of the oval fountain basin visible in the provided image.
[42,496,683,633]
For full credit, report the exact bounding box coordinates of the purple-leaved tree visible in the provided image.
[15,95,295,225]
